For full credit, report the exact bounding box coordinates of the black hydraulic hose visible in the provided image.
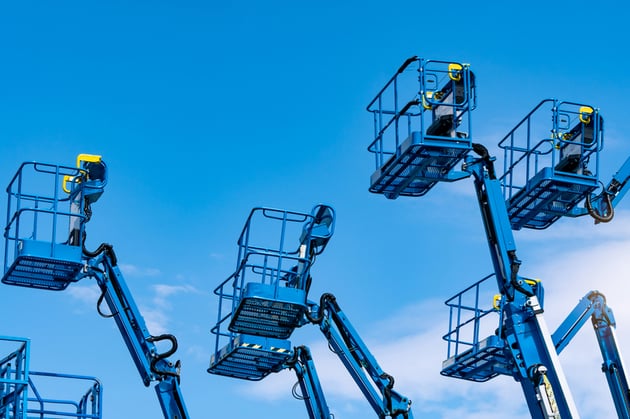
[508,251,534,299]
[285,346,307,401]
[84,233,180,380]
[84,261,116,319]
[397,56,418,74]
[382,372,411,418]
[305,293,337,325]
[96,288,115,318]
[147,334,181,380]
[586,191,614,223]
[399,99,420,116]
[284,347,300,368]
[472,143,496,179]
[82,231,118,266]
[588,292,613,327]
[291,381,305,400]
[471,144,532,299]
[306,293,362,365]
[381,372,395,414]
[84,201,93,222]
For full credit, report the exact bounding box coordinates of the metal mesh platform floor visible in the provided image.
[506,168,598,230]
[441,335,511,382]
[229,283,307,339]
[230,298,305,339]
[2,256,83,291]
[208,334,292,381]
[370,131,470,199]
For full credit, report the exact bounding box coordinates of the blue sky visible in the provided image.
[1,1,630,418]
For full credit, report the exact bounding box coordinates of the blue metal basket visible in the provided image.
[441,275,512,382]
[367,57,476,199]
[499,99,602,229]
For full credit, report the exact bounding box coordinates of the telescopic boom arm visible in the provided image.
[306,293,414,419]
[552,291,630,418]
[284,345,332,419]
[81,243,190,419]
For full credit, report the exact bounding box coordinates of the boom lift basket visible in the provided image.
[0,336,29,417]
[0,336,102,419]
[2,161,105,290]
[499,99,602,230]
[367,57,476,199]
[209,205,333,380]
[213,206,333,339]
[26,371,102,419]
[441,274,512,382]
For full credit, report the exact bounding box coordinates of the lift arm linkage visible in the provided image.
[552,291,630,418]
[284,345,332,419]
[464,144,580,418]
[82,244,190,419]
[1,155,190,419]
[307,293,413,418]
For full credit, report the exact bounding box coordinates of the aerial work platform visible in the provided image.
[0,335,102,419]
[2,156,106,290]
[2,154,190,419]
[499,99,602,229]
[208,205,334,380]
[367,57,476,199]
[213,205,334,339]
[441,274,513,382]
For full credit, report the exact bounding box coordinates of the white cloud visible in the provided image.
[67,283,101,304]
[142,307,170,336]
[119,263,161,277]
[142,283,201,335]
[152,284,199,310]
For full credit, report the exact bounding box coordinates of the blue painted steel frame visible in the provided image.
[0,158,189,419]
[461,153,580,417]
[284,346,331,419]
[0,335,102,419]
[552,292,630,418]
[27,370,102,419]
[365,56,630,417]
[308,294,414,418]
[366,57,475,199]
[440,144,630,417]
[2,162,89,290]
[0,335,29,418]
[498,99,603,230]
[441,274,513,382]
[208,204,413,417]
[209,205,335,381]
[84,250,190,419]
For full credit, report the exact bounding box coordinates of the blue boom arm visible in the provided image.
[82,243,189,419]
[0,155,190,419]
[552,291,630,418]
[306,294,413,418]
[465,144,580,418]
[284,346,332,419]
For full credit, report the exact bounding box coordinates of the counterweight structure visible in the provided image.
[366,57,630,418]
[1,155,190,419]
